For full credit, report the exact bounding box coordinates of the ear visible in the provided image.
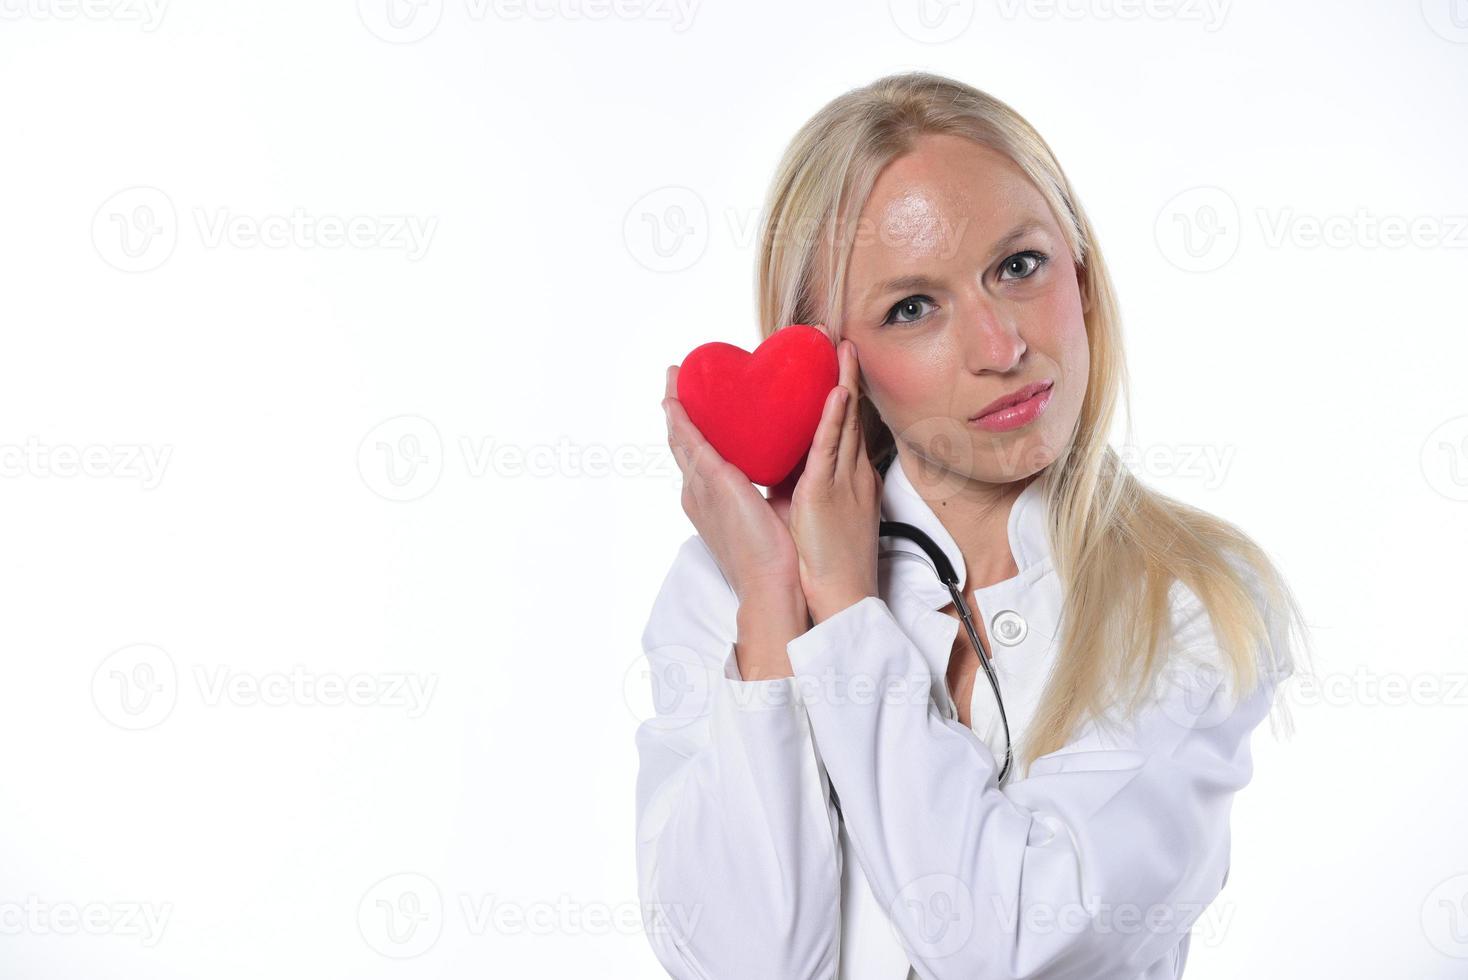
[1076,264,1092,315]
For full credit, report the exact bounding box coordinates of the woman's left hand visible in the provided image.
[788,336,883,625]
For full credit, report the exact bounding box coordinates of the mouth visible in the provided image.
[970,380,1055,422]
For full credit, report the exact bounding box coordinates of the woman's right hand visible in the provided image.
[662,364,806,607]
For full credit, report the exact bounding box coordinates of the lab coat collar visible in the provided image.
[878,453,1055,615]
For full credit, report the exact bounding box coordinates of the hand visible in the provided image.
[663,364,809,612]
[788,338,882,624]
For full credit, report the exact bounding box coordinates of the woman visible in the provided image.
[635,71,1308,979]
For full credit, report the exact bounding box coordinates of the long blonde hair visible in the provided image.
[754,71,1310,776]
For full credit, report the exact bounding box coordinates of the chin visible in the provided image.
[967,434,1060,483]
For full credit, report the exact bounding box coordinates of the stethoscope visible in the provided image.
[874,499,1015,786]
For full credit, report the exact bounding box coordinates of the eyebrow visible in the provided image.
[865,220,1048,303]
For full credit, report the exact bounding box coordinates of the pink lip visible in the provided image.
[969,380,1054,433]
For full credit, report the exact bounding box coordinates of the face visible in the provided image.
[832,132,1089,490]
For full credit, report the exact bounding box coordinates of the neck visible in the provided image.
[895,450,1033,590]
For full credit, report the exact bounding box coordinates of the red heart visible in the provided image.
[677,324,838,487]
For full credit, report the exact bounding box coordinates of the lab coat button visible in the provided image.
[992,609,1027,646]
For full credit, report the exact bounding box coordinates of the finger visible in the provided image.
[855,408,872,467]
[662,368,685,476]
[852,356,874,469]
[664,394,724,485]
[662,397,689,479]
[836,340,863,473]
[806,382,847,486]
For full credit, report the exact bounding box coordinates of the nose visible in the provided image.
[956,298,1026,374]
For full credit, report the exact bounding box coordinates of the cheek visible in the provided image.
[1032,277,1089,378]
[1058,314,1089,378]
[859,344,945,420]
[1038,287,1090,429]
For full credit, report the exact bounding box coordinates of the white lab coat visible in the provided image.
[634,455,1293,979]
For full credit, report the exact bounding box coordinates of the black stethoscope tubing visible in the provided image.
[877,519,1015,787]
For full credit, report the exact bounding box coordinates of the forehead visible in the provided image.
[853,133,1050,263]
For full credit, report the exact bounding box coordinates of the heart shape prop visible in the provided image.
[676,324,838,487]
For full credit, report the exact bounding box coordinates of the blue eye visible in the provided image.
[999,250,1048,281]
[883,295,936,326]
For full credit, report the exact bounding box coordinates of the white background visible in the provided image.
[1,1,1465,977]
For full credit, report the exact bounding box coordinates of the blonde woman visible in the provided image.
[636,71,1308,980]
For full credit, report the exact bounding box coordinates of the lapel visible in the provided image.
[877,454,1062,712]
[837,457,1066,980]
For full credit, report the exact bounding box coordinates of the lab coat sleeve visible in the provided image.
[633,534,842,979]
[784,583,1292,980]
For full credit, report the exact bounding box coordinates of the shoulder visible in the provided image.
[640,534,740,651]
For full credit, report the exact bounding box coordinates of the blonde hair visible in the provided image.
[753,71,1312,776]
